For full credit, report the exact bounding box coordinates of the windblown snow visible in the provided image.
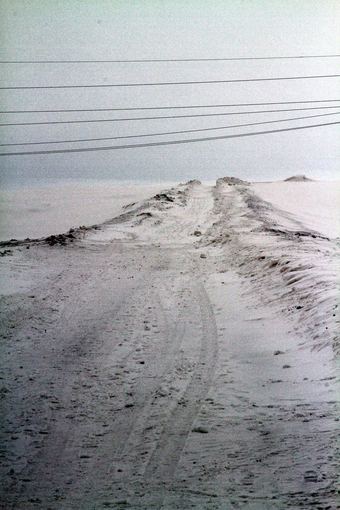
[0,178,339,509]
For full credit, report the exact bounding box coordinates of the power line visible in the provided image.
[1,74,339,90]
[1,54,340,63]
[1,105,340,127]
[1,99,340,114]
[0,120,338,156]
[2,111,339,147]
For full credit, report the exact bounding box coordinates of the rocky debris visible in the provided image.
[153,193,174,203]
[208,232,230,245]
[192,426,209,433]
[45,231,76,246]
[284,175,313,182]
[0,226,90,249]
[0,249,13,257]
[137,212,153,218]
[266,227,329,241]
[0,238,20,247]
[0,386,9,398]
[304,470,318,482]
[216,176,250,186]
[184,179,201,186]
[122,202,136,209]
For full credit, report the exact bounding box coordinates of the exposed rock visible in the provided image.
[192,426,209,433]
[153,193,174,203]
[45,232,75,246]
[137,212,153,218]
[0,249,13,257]
[185,179,201,186]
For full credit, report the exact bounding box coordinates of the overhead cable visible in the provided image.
[1,105,340,127]
[1,99,340,114]
[1,74,340,90]
[0,121,338,156]
[1,111,339,147]
[1,54,340,63]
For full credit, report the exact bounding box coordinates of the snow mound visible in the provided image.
[183,179,202,186]
[216,176,250,186]
[284,175,313,182]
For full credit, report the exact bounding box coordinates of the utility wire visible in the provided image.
[0,74,339,90]
[1,120,338,156]
[1,54,340,63]
[1,105,340,127]
[1,99,340,114]
[1,111,339,147]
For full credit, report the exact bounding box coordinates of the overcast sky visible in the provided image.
[1,0,339,183]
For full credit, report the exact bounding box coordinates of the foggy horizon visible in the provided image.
[1,0,339,185]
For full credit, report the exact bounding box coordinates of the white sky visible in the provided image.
[0,0,339,183]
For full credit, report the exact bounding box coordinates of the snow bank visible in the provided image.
[252,181,340,239]
[0,181,175,242]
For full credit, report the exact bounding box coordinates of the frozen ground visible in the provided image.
[0,180,174,242]
[0,179,339,509]
[252,181,340,239]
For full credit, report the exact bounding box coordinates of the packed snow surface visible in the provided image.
[0,178,339,509]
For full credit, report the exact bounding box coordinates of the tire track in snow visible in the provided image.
[142,280,218,507]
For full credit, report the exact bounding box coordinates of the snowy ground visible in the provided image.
[0,179,339,509]
[0,180,174,242]
[252,181,340,239]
